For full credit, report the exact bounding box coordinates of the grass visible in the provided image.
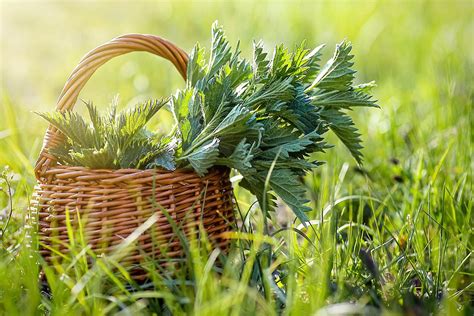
[0,0,472,315]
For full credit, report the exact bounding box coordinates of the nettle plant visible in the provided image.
[39,23,377,222]
[38,99,175,170]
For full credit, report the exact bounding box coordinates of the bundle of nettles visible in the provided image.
[38,23,377,222]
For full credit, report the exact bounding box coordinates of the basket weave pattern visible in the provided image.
[32,34,235,276]
[34,167,234,263]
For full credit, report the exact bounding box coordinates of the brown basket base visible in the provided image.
[32,167,235,280]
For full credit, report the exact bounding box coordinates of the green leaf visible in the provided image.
[244,77,294,109]
[260,130,325,159]
[311,89,378,109]
[145,151,176,171]
[320,108,365,164]
[307,40,355,91]
[267,168,311,223]
[116,99,166,139]
[207,22,232,79]
[36,110,95,147]
[68,147,115,169]
[171,88,204,150]
[215,139,256,173]
[187,43,207,87]
[180,138,220,176]
[252,40,270,80]
[254,158,322,173]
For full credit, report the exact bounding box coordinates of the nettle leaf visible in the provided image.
[239,176,277,216]
[253,40,270,81]
[254,158,321,174]
[68,147,114,169]
[48,142,76,166]
[119,138,152,168]
[260,130,324,159]
[320,108,364,164]
[117,99,166,139]
[84,102,104,148]
[202,80,234,121]
[181,138,220,176]
[171,88,204,149]
[213,106,261,154]
[213,105,252,134]
[215,139,256,173]
[140,136,177,170]
[36,110,95,147]
[207,22,232,79]
[299,44,325,84]
[307,40,355,91]
[244,77,294,109]
[267,168,311,223]
[270,44,292,78]
[187,43,207,87]
[260,121,301,147]
[226,43,253,88]
[283,87,325,133]
[311,89,378,109]
[241,167,311,222]
[145,150,176,171]
[270,42,324,83]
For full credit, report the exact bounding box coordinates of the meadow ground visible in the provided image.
[0,1,472,315]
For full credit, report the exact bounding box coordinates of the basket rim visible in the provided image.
[36,165,230,184]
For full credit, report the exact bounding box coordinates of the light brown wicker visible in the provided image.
[32,34,235,278]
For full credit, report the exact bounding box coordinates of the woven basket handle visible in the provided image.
[35,34,189,178]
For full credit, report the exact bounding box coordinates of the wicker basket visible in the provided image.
[32,34,235,278]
